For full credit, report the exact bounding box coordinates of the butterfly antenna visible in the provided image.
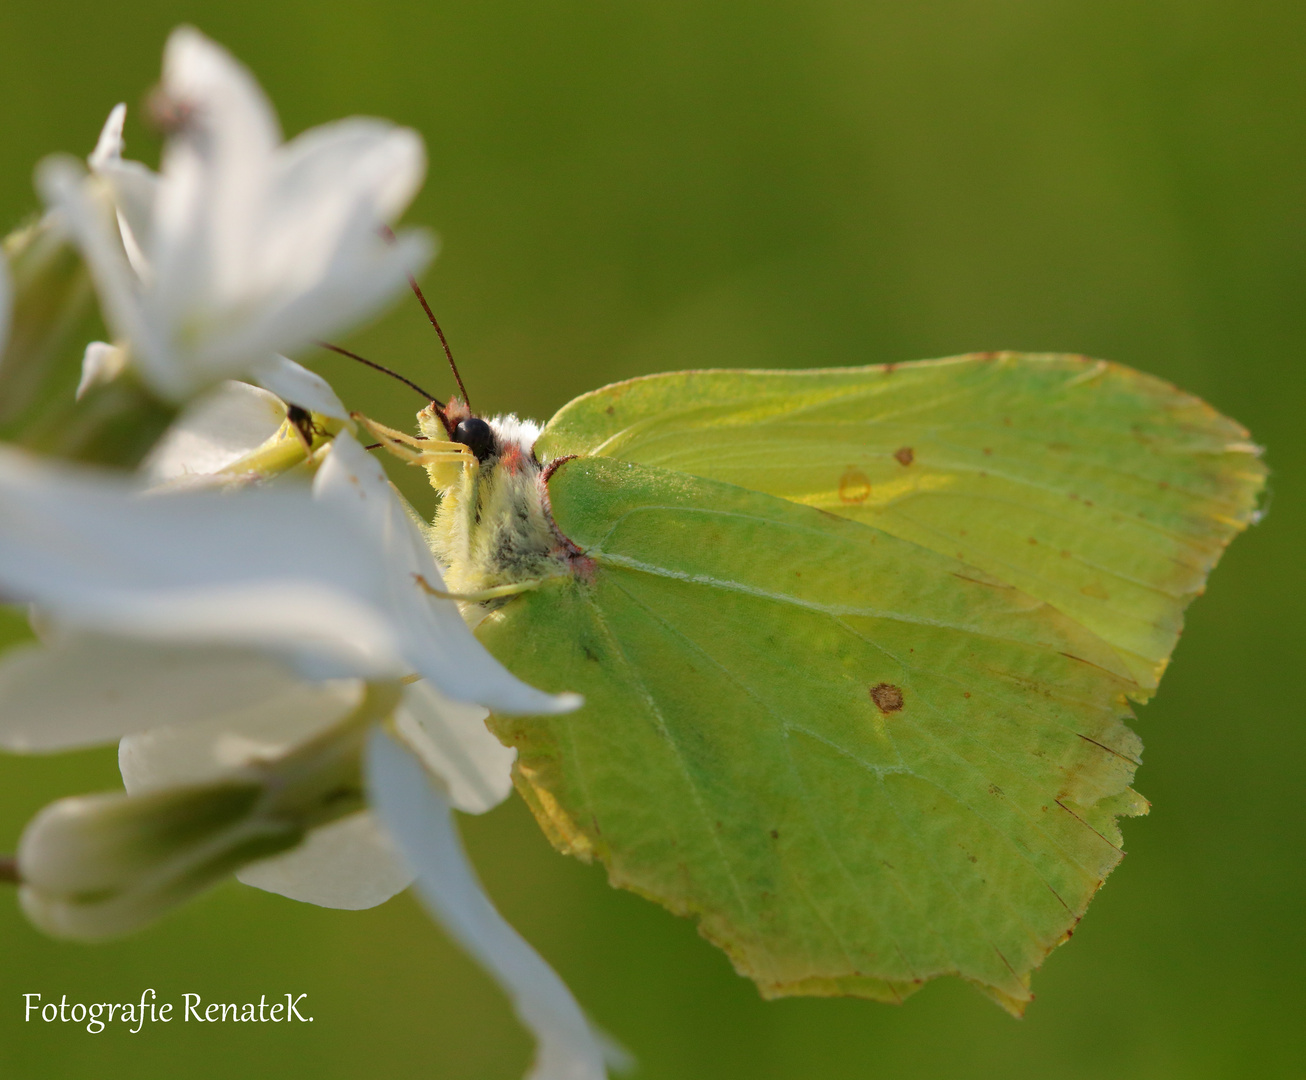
[316,341,444,412]
[378,224,472,410]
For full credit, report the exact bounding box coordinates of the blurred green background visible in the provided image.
[0,1,1302,1077]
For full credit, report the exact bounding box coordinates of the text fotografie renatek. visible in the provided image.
[22,990,313,1032]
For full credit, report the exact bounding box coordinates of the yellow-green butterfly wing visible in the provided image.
[536,353,1265,691]
[476,354,1263,1012]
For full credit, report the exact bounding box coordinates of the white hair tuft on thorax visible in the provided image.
[485,414,543,456]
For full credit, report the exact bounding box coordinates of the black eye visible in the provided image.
[452,417,496,463]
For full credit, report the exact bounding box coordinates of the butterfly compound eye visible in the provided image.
[453,417,496,463]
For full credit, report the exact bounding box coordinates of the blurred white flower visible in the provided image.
[1,26,613,1072]
[139,378,294,483]
[0,418,551,914]
[0,417,608,1074]
[139,360,348,486]
[0,431,569,713]
[37,26,432,402]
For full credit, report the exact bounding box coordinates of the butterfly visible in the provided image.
[367,350,1264,1014]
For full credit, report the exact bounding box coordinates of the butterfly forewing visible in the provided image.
[479,456,1152,1013]
[536,354,1265,691]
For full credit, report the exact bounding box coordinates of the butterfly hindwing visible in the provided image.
[480,456,1152,1013]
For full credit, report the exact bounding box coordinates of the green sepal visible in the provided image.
[16,369,178,468]
[0,218,94,440]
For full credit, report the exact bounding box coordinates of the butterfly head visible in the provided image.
[417,400,568,603]
[417,398,542,483]
[451,416,495,462]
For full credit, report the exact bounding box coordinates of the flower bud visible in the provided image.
[14,681,402,939]
[17,781,301,939]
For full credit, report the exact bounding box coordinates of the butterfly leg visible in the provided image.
[411,573,542,603]
[353,414,476,472]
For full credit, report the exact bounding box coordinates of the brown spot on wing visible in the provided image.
[838,468,871,504]
[894,446,914,466]
[870,683,904,713]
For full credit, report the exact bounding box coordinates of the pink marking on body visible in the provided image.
[500,444,523,475]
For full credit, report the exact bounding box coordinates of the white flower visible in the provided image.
[0,406,570,900]
[0,416,611,1074]
[138,358,348,485]
[139,378,293,483]
[0,403,535,904]
[0,634,517,910]
[2,27,615,1068]
[0,432,568,712]
[37,26,432,402]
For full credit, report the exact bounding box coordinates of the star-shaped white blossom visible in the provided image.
[38,26,432,402]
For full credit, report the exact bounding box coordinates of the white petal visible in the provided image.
[395,681,515,814]
[0,444,406,676]
[75,341,129,399]
[274,120,425,224]
[143,379,286,482]
[88,105,159,281]
[117,680,358,793]
[148,29,282,387]
[266,121,426,280]
[0,634,320,753]
[0,438,572,714]
[252,354,348,420]
[163,26,281,150]
[88,104,128,171]
[157,28,280,331]
[366,729,609,1080]
[107,167,159,281]
[315,433,580,715]
[144,128,212,387]
[35,157,166,388]
[236,810,412,909]
[197,226,434,378]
